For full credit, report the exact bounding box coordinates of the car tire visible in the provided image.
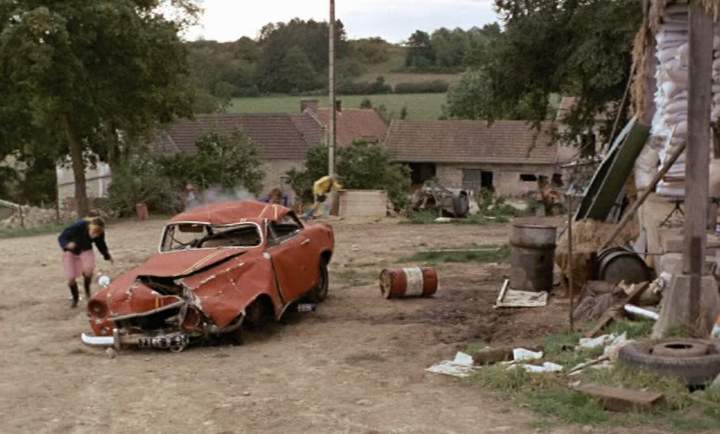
[618,339,720,386]
[307,262,329,303]
[244,298,271,329]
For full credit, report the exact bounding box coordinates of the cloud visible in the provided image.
[185,0,498,42]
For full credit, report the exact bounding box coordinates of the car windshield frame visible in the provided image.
[159,221,265,252]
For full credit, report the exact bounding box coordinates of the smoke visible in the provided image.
[186,185,257,210]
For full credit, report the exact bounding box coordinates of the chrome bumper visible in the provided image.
[81,332,116,347]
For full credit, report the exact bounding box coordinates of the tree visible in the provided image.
[157,130,265,195]
[405,30,434,68]
[446,0,642,145]
[0,1,196,215]
[257,19,348,93]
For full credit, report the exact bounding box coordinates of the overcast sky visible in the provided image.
[185,0,499,43]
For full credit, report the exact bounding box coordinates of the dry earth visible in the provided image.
[0,218,679,434]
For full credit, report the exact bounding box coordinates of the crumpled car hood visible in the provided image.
[135,249,247,278]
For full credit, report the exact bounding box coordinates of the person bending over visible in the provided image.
[58,217,113,307]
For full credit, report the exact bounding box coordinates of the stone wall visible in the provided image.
[435,163,558,197]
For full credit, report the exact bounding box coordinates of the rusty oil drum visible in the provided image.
[509,221,557,292]
[379,267,438,299]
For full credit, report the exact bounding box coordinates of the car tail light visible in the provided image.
[88,300,108,318]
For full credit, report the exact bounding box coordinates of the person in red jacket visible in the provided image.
[58,217,113,307]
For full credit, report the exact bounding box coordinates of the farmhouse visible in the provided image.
[300,99,388,146]
[56,105,388,205]
[384,120,562,196]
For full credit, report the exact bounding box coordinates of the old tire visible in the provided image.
[618,339,720,386]
[307,262,329,303]
[652,340,711,358]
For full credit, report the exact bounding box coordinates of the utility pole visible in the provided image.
[328,0,336,180]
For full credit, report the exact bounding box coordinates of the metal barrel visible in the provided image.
[379,267,438,299]
[597,247,653,285]
[509,222,557,292]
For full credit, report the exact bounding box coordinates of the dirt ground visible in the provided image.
[0,218,675,434]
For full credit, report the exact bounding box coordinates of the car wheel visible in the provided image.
[307,262,329,303]
[618,339,720,386]
[244,298,271,329]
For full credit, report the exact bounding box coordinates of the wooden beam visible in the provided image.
[585,282,649,338]
[572,383,664,412]
[684,2,714,323]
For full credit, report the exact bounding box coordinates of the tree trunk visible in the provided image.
[64,115,89,217]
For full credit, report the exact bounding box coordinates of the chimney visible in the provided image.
[300,99,319,113]
[335,100,342,113]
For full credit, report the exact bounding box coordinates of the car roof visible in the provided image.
[169,200,291,225]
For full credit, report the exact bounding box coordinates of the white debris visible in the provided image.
[602,333,631,362]
[513,348,543,362]
[577,334,617,350]
[426,352,477,378]
[513,362,563,374]
[434,217,452,223]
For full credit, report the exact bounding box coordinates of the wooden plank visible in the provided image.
[572,383,664,412]
[601,135,684,250]
[585,282,649,338]
[684,1,714,324]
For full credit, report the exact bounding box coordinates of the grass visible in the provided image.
[0,222,67,239]
[467,327,720,431]
[403,211,511,225]
[402,245,510,265]
[229,93,447,120]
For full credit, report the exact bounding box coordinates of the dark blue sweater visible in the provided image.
[58,220,111,260]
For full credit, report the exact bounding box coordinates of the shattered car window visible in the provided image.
[161,223,262,251]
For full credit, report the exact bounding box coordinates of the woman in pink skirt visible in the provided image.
[58,217,113,307]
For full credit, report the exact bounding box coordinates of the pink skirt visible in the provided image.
[62,250,95,280]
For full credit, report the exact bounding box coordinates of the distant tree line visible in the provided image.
[404,24,500,71]
[188,19,400,111]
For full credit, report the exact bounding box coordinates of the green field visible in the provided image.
[229,93,447,120]
[356,45,462,87]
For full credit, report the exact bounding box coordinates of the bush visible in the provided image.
[394,80,449,94]
[107,159,182,217]
[287,141,411,210]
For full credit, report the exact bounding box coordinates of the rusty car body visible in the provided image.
[81,201,333,351]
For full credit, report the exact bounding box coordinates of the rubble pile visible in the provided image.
[0,205,75,229]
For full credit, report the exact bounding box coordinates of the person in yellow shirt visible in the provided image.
[304,175,343,219]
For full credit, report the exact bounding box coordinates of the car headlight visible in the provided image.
[88,300,108,318]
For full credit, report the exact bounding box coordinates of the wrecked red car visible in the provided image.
[81,201,333,352]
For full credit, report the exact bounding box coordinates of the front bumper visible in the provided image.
[80,329,190,352]
[81,332,116,348]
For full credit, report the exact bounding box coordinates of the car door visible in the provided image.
[267,217,318,302]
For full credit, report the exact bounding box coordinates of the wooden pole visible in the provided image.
[328,0,336,180]
[567,192,574,332]
[685,1,713,325]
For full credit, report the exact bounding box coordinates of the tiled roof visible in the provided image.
[311,108,387,147]
[384,120,558,165]
[151,113,323,160]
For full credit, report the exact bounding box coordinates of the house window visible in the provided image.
[463,169,494,191]
[519,174,537,182]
